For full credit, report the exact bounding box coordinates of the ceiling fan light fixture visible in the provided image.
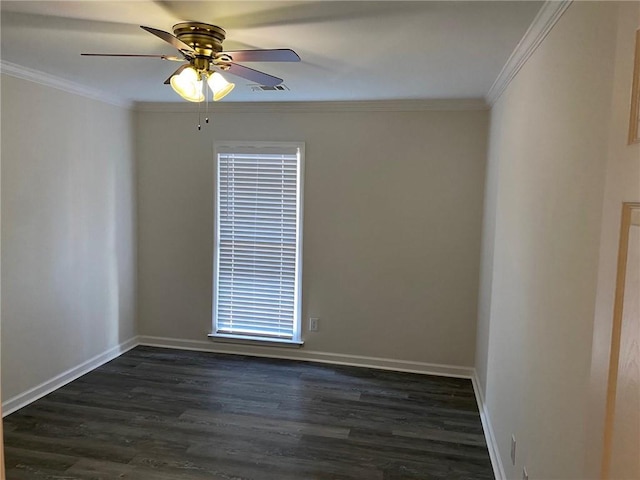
[170,66,204,102]
[83,22,300,102]
[207,72,235,101]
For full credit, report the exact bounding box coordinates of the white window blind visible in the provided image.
[213,143,303,343]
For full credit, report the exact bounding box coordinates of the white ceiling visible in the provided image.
[0,1,543,104]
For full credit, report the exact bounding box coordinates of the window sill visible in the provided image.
[208,333,304,348]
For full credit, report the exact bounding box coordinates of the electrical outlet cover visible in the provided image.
[309,317,319,332]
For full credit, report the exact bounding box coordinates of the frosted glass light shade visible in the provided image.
[207,72,235,101]
[170,67,205,102]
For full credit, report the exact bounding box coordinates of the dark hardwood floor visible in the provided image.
[4,346,494,479]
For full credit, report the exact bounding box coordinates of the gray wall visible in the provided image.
[136,106,488,367]
[475,2,626,477]
[1,75,137,401]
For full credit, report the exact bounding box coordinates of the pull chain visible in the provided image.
[197,74,203,130]
[205,78,210,124]
[195,73,212,131]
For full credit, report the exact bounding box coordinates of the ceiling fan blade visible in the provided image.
[225,63,283,87]
[163,64,190,85]
[221,49,300,63]
[82,53,183,61]
[141,25,195,55]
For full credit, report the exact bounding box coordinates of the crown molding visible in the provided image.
[0,60,132,109]
[134,98,489,113]
[486,0,573,106]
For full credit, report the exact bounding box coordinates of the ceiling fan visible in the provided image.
[82,22,300,102]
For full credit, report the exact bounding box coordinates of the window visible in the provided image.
[212,142,304,344]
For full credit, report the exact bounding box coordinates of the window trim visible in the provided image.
[211,141,305,345]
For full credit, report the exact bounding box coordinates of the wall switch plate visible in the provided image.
[511,435,516,466]
[309,317,319,332]
[522,466,528,480]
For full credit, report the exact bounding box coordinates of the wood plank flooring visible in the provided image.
[4,346,494,479]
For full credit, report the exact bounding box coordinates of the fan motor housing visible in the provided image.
[173,22,226,57]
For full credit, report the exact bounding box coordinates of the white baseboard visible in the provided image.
[2,336,139,416]
[471,369,505,480]
[138,335,475,379]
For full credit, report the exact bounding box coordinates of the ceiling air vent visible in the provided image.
[250,84,290,92]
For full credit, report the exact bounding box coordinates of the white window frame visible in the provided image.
[210,141,305,345]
